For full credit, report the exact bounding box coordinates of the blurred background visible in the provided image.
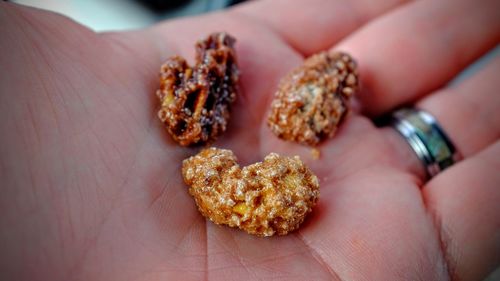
[10,0,247,31]
[9,0,499,86]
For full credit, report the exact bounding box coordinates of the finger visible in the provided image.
[417,56,500,158]
[423,140,500,281]
[335,0,500,116]
[381,55,500,180]
[232,0,410,56]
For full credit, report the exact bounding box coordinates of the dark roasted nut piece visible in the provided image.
[267,51,359,146]
[156,32,239,146]
[182,147,320,237]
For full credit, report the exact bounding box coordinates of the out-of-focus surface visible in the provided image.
[486,268,500,281]
[11,0,498,83]
[11,0,236,31]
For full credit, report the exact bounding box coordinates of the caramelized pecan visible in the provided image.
[182,147,320,236]
[157,32,239,146]
[267,51,359,146]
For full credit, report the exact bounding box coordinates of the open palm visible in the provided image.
[1,0,499,280]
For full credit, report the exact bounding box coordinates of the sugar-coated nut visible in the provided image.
[182,147,320,237]
[267,51,359,146]
[156,32,239,146]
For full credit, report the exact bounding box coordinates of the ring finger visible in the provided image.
[383,54,500,180]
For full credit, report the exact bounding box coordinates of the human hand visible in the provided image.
[0,0,498,280]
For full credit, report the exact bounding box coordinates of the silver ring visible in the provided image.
[391,108,461,178]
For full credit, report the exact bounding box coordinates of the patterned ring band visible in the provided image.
[391,108,462,178]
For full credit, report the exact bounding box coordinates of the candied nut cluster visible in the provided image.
[267,51,359,146]
[156,32,239,146]
[182,147,320,236]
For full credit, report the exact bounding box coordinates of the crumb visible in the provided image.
[311,148,321,160]
[267,51,359,146]
[182,147,320,236]
[156,32,239,146]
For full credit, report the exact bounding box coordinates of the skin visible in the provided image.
[0,0,499,280]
